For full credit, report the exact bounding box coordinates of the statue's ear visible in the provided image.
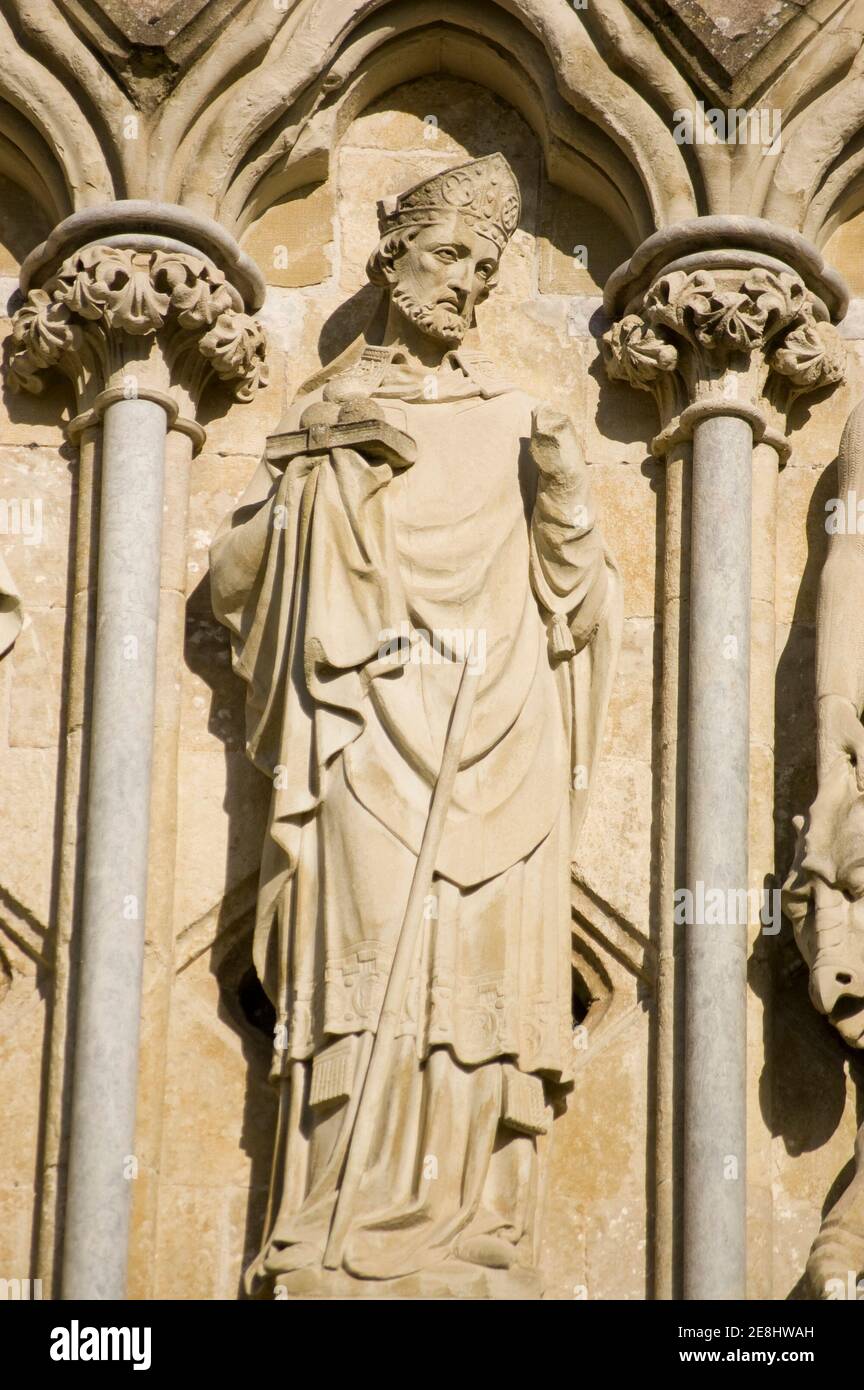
[476,268,500,304]
[781,814,815,941]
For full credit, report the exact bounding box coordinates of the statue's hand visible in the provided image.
[818,694,864,787]
[530,405,585,491]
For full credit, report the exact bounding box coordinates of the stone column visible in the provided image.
[685,407,751,1299]
[7,205,267,1299]
[602,218,847,1299]
[64,394,168,1299]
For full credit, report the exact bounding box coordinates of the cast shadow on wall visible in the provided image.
[184,570,277,1296]
[585,319,668,1297]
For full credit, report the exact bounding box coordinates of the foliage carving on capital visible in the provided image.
[8,245,268,403]
[601,314,678,390]
[643,268,807,356]
[770,314,846,391]
[602,264,846,421]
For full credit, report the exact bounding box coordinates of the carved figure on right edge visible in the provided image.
[0,553,21,658]
[783,399,864,1298]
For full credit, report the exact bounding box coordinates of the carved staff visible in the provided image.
[323,648,481,1269]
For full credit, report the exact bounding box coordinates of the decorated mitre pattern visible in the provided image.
[378,153,521,251]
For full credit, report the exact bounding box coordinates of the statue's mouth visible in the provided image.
[829,995,864,1047]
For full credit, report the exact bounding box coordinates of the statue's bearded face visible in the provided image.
[385,213,501,345]
[782,763,864,1047]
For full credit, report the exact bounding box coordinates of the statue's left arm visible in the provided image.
[527,405,622,850]
[528,404,610,654]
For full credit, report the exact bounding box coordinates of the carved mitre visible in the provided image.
[377,153,521,251]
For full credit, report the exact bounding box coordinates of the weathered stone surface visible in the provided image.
[0,446,71,608]
[584,338,659,469]
[7,606,66,748]
[241,183,335,289]
[577,756,654,935]
[544,1008,650,1299]
[0,950,47,1299]
[592,462,660,619]
[825,211,864,298]
[606,618,657,761]
[2,0,864,1308]
[173,750,269,934]
[538,186,632,297]
[160,951,276,1189]
[0,175,52,276]
[0,749,58,926]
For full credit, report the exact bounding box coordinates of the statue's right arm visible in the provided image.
[815,402,864,777]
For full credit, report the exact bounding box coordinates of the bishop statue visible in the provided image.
[210,153,621,1297]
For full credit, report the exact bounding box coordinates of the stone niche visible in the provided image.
[149,74,658,1299]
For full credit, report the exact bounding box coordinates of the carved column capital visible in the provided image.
[7,208,269,443]
[601,219,848,460]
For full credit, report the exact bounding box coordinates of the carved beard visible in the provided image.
[391,285,469,345]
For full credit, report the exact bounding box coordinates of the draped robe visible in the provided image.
[210,345,621,1292]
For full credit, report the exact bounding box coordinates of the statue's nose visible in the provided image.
[810,964,857,1015]
[447,261,472,295]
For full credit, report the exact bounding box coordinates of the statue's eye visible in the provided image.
[781,880,813,925]
[782,896,809,926]
[435,247,458,263]
[843,875,864,902]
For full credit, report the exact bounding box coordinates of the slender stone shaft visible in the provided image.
[654,443,689,1298]
[62,397,167,1300]
[683,413,751,1301]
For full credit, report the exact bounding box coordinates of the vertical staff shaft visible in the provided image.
[324,656,480,1269]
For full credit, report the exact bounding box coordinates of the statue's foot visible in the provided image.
[455,1234,516,1269]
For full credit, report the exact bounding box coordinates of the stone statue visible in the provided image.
[0,553,21,658]
[782,398,864,1298]
[210,154,622,1298]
